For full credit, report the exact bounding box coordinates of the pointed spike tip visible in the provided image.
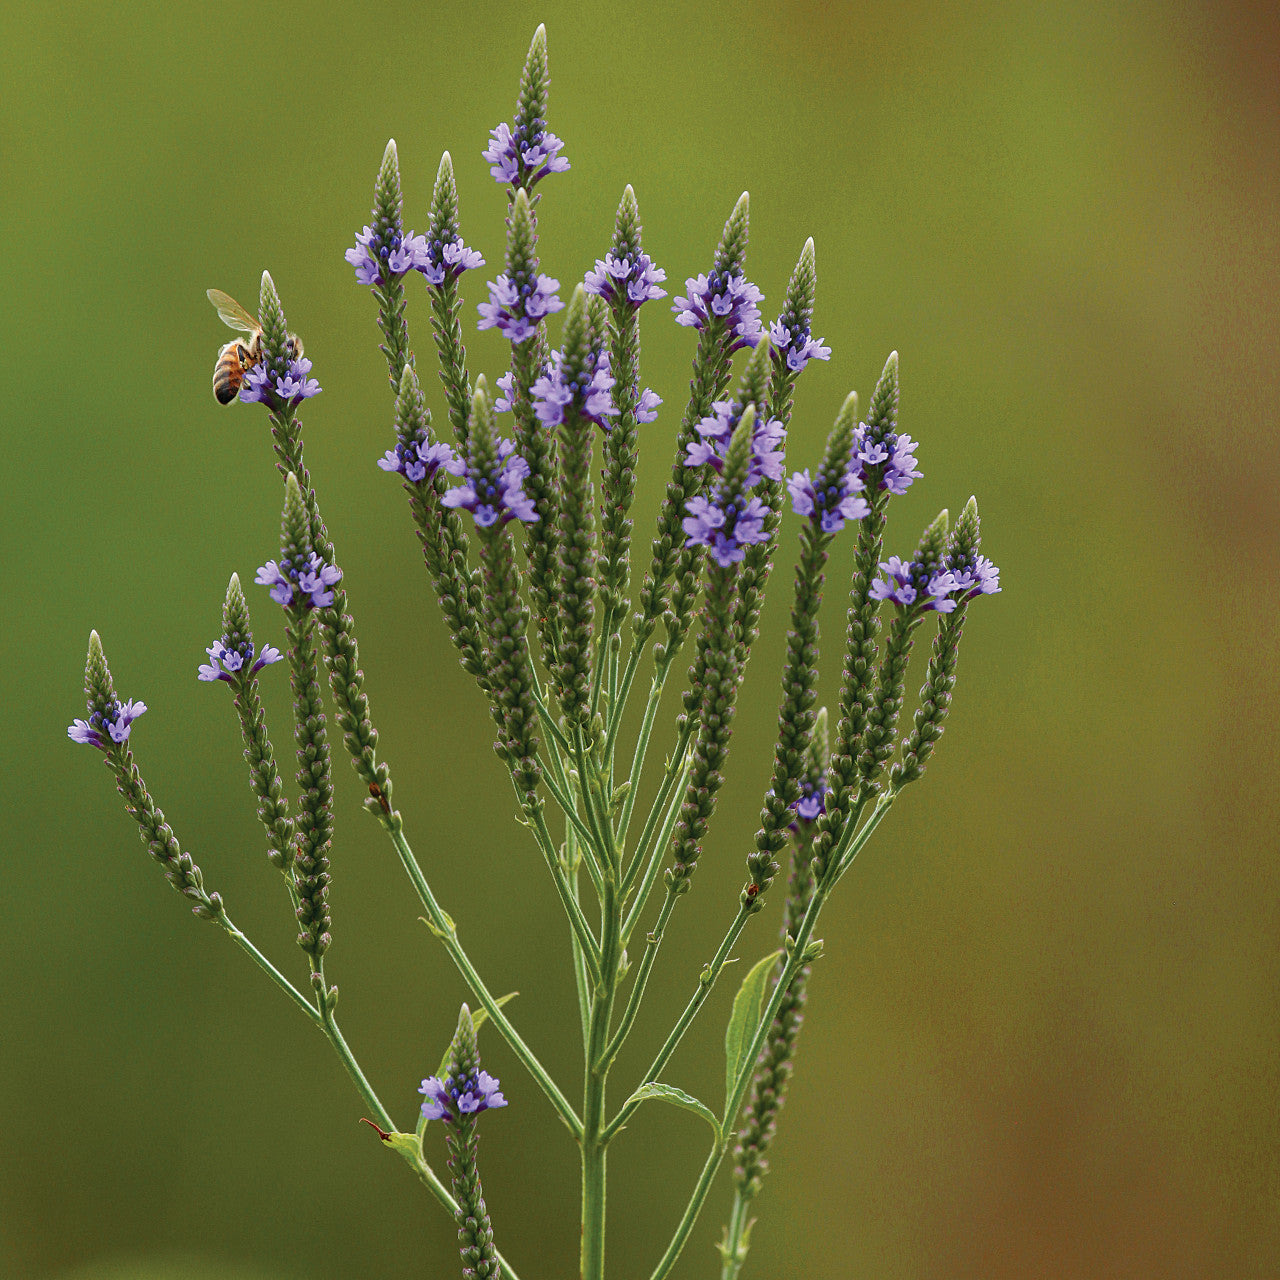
[382,138,398,164]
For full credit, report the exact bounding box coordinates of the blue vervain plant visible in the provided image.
[69,26,1000,1280]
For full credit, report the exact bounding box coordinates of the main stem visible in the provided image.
[582,873,622,1280]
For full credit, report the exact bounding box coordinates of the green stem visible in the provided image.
[321,1002,391,1128]
[382,818,583,1139]
[528,670,608,895]
[574,728,615,874]
[221,915,524,1279]
[536,764,607,883]
[589,602,615,721]
[602,901,752,1144]
[567,835,593,1044]
[531,685,573,758]
[219,916,319,1025]
[600,889,677,1070]
[615,665,672,844]
[582,877,622,1280]
[649,796,896,1279]
[604,637,646,765]
[720,1189,753,1280]
[528,804,604,981]
[649,1139,727,1280]
[620,768,692,946]
[621,715,697,912]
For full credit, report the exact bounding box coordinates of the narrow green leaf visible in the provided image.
[623,1081,722,1145]
[724,950,783,1108]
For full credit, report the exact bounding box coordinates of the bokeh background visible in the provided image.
[3,1,1277,1276]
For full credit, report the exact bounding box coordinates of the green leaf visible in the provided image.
[622,1081,722,1145]
[724,950,783,1109]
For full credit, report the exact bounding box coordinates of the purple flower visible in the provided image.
[682,492,771,567]
[477,272,564,344]
[197,638,282,684]
[769,316,831,373]
[483,120,569,188]
[685,400,786,486]
[417,235,485,286]
[532,348,617,431]
[636,388,662,424]
[255,553,343,610]
[787,467,870,533]
[494,372,516,414]
[378,438,465,484]
[441,440,539,528]
[946,551,1001,602]
[345,225,382,285]
[794,775,829,823]
[240,357,321,408]
[345,224,431,287]
[419,1068,507,1123]
[854,424,921,495]
[672,271,764,352]
[68,698,147,750]
[869,555,957,613]
[584,251,667,308]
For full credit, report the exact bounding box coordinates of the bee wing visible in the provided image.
[207,289,260,334]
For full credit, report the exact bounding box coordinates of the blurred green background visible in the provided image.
[3,0,1277,1276]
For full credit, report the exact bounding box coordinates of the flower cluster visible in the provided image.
[584,251,667,309]
[673,271,764,352]
[769,315,831,373]
[495,372,660,427]
[869,555,957,613]
[483,119,569,188]
[532,347,617,430]
[68,699,147,749]
[240,357,321,408]
[378,438,465,484]
[345,224,425,286]
[947,546,1001,602]
[347,228,485,289]
[683,493,771,568]
[794,774,828,823]
[477,271,564,344]
[442,440,539,527]
[854,423,920,495]
[255,554,343,610]
[197,638,282,684]
[686,400,785,485]
[415,235,486,286]
[419,1066,507,1123]
[787,467,869,533]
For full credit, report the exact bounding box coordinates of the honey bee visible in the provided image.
[207,288,303,404]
